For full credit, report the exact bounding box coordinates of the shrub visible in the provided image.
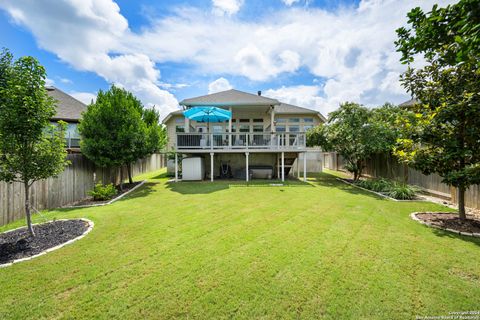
[88,183,118,201]
[370,178,394,192]
[387,183,417,200]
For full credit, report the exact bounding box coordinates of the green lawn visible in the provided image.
[1,169,479,319]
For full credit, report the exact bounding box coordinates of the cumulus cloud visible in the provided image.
[0,0,457,118]
[282,0,300,6]
[212,0,243,16]
[0,0,179,120]
[208,77,233,94]
[264,85,330,115]
[70,91,97,105]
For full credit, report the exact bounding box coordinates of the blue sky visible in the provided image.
[0,0,453,119]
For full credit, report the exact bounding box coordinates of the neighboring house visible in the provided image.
[162,89,326,182]
[47,86,87,152]
[398,98,419,108]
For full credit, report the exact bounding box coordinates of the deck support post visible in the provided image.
[297,154,300,179]
[303,152,307,182]
[245,152,249,182]
[228,107,232,147]
[281,151,285,182]
[210,152,214,182]
[174,153,178,182]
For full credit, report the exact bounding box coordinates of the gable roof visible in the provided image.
[398,98,419,108]
[180,89,280,107]
[47,86,87,122]
[276,102,326,122]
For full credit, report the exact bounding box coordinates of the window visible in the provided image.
[276,118,287,123]
[230,124,236,133]
[289,125,300,132]
[175,117,184,123]
[253,118,263,123]
[289,118,300,123]
[176,125,185,133]
[303,125,313,132]
[65,123,80,139]
[253,125,263,132]
[239,119,250,123]
[276,125,286,132]
[212,125,223,133]
[303,118,314,123]
[239,125,250,133]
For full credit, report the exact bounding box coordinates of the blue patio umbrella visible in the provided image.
[183,106,232,123]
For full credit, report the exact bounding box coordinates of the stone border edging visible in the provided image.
[0,218,94,268]
[336,178,426,202]
[64,180,147,208]
[410,212,480,238]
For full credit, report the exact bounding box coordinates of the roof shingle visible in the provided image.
[47,87,87,122]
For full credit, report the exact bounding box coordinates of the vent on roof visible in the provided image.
[257,90,261,96]
[45,86,55,91]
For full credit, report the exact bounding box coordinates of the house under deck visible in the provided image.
[164,89,325,182]
[173,132,308,182]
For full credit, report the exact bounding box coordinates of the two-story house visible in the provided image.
[163,89,325,182]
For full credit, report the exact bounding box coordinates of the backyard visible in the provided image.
[0,169,479,319]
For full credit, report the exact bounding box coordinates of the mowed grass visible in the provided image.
[1,169,479,319]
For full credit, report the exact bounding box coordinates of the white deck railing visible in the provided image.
[176,132,306,150]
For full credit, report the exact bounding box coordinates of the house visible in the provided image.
[162,89,326,182]
[46,86,87,152]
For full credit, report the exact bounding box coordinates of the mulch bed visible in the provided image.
[0,219,89,265]
[72,181,141,206]
[415,212,480,234]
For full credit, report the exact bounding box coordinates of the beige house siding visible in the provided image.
[165,109,323,151]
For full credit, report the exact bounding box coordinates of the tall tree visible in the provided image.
[143,108,167,155]
[395,0,480,219]
[0,49,69,236]
[79,86,147,188]
[311,102,387,181]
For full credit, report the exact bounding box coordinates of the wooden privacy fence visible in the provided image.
[322,152,480,210]
[0,153,166,226]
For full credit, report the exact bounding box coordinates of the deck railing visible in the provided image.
[176,132,306,150]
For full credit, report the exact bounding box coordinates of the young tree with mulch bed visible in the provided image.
[395,0,480,220]
[0,49,69,237]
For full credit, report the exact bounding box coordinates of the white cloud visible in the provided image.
[208,77,232,94]
[264,85,330,116]
[282,0,300,6]
[70,91,97,105]
[45,78,55,86]
[60,78,72,84]
[212,0,243,16]
[0,0,179,120]
[0,0,458,117]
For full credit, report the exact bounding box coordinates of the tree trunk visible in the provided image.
[24,181,35,237]
[458,186,466,220]
[119,166,124,191]
[356,159,363,181]
[127,163,133,184]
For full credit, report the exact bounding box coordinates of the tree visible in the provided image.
[395,0,480,220]
[311,102,387,181]
[143,108,167,155]
[0,49,69,236]
[78,86,147,188]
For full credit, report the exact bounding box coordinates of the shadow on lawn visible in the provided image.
[429,227,480,247]
[312,172,390,201]
[166,178,313,195]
